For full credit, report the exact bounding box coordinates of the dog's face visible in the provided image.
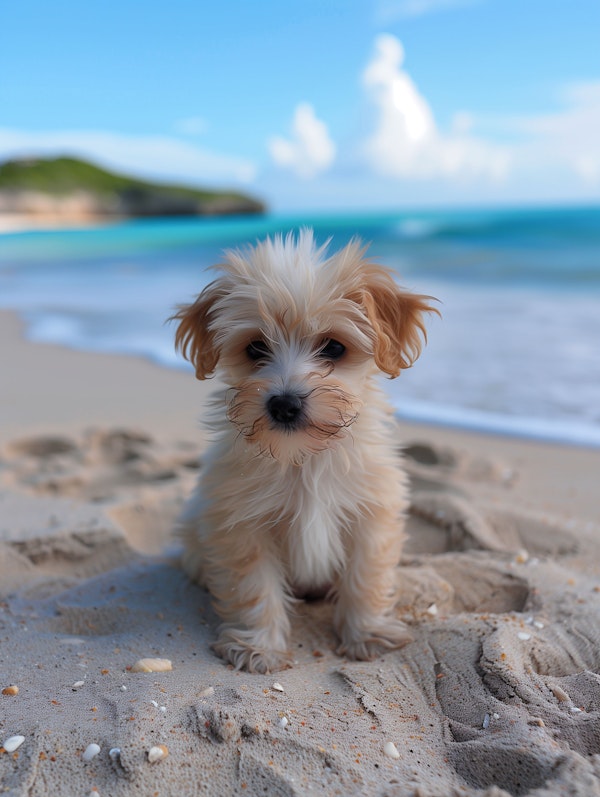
[173,231,435,464]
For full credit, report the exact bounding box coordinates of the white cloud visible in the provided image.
[268,103,336,179]
[263,43,600,210]
[361,34,510,181]
[0,128,257,185]
[508,81,600,186]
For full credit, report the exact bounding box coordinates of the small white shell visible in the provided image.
[278,715,289,728]
[550,684,569,702]
[72,680,85,689]
[109,747,121,760]
[131,658,172,673]
[426,604,438,616]
[3,735,25,753]
[383,741,400,759]
[272,682,285,692]
[147,744,168,763]
[517,632,531,641]
[83,743,101,761]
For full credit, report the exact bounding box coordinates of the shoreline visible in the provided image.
[2,307,598,521]
[397,402,600,451]
[1,308,600,795]
[1,304,598,521]
[5,305,600,452]
[0,213,115,235]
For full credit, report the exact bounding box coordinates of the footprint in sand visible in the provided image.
[2,427,201,501]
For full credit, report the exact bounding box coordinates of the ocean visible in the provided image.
[1,206,600,447]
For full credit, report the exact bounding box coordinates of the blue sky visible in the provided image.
[2,0,599,211]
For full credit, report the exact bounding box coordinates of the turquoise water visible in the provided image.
[1,206,600,445]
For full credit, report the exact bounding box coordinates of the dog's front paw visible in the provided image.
[212,628,293,674]
[336,618,412,661]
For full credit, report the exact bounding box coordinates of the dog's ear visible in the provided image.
[170,279,227,380]
[353,265,439,378]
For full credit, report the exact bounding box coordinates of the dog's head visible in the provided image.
[172,230,437,463]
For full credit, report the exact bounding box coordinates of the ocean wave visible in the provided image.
[396,401,600,449]
[2,206,600,447]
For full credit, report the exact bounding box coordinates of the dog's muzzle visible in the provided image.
[267,393,304,428]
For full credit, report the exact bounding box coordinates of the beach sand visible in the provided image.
[1,309,600,796]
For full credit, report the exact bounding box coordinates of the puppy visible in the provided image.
[172,230,436,673]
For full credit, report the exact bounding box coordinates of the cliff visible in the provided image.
[0,156,265,223]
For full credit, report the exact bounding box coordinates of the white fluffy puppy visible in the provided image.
[172,230,436,673]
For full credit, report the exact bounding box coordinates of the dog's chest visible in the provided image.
[275,454,359,589]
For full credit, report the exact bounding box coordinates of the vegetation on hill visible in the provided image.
[0,156,265,217]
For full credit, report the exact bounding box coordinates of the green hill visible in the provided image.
[0,156,265,218]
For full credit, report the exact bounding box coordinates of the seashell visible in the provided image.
[131,658,172,673]
[3,735,25,753]
[550,684,569,702]
[147,744,168,763]
[83,743,101,761]
[383,741,400,759]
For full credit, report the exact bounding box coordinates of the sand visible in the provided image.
[1,309,600,797]
[0,215,109,235]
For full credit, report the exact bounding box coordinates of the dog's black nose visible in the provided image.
[267,394,303,426]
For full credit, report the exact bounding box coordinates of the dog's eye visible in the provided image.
[319,339,346,360]
[246,340,271,361]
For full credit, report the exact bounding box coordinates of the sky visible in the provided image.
[2,0,600,212]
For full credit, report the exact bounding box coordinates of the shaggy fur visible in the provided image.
[172,230,437,673]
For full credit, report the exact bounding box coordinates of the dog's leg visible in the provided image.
[334,504,412,660]
[194,539,294,674]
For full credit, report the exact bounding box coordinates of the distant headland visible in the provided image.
[0,156,265,231]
